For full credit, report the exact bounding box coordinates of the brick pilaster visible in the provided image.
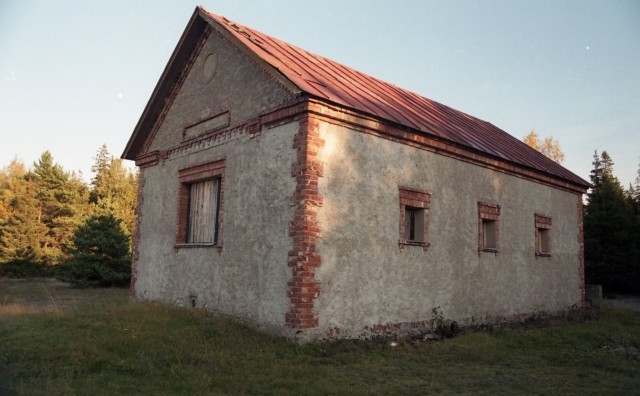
[130,169,146,296]
[577,198,586,307]
[286,114,324,329]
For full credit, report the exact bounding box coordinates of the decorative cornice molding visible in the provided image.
[303,99,588,195]
[135,95,587,195]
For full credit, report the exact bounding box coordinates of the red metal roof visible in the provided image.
[199,9,588,188]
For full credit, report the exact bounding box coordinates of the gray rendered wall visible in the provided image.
[148,27,296,153]
[133,27,297,333]
[313,122,582,338]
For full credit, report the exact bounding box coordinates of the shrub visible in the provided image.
[0,259,57,278]
[60,214,131,287]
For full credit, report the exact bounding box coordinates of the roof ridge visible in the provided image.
[195,7,589,188]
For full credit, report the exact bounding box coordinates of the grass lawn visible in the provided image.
[1,280,639,395]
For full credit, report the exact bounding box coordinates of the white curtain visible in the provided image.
[188,179,218,243]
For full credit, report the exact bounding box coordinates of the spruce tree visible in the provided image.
[584,151,639,293]
[89,145,138,243]
[62,214,131,287]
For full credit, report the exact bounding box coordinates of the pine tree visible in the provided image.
[584,151,639,293]
[629,158,640,209]
[23,152,89,264]
[90,144,112,205]
[627,159,640,279]
[0,159,26,223]
[89,145,138,244]
[0,176,49,262]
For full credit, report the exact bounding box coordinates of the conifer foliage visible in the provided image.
[0,146,138,284]
[0,153,88,265]
[584,151,640,293]
[90,145,138,239]
[61,214,131,287]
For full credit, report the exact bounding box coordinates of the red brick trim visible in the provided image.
[303,99,588,195]
[286,114,324,330]
[577,199,586,307]
[135,151,160,168]
[133,99,308,168]
[176,159,225,251]
[534,213,552,228]
[134,96,587,198]
[129,169,146,296]
[534,213,552,257]
[478,202,501,253]
[398,186,431,251]
[134,96,586,197]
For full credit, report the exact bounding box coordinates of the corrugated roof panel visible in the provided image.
[201,9,589,188]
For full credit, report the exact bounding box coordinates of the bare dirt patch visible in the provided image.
[0,277,129,314]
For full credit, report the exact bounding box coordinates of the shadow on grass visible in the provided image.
[1,285,639,395]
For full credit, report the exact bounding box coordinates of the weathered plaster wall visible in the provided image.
[133,27,299,333]
[135,121,297,331]
[147,26,296,153]
[313,122,582,338]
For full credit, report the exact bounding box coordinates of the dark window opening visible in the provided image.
[405,207,425,243]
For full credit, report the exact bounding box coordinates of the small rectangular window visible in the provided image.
[405,207,425,243]
[478,202,500,253]
[176,159,225,248]
[482,219,497,250]
[398,187,431,251]
[535,214,552,257]
[187,179,220,243]
[537,228,550,254]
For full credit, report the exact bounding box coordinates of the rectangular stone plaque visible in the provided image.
[183,111,230,141]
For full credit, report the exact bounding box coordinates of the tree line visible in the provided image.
[0,145,137,286]
[584,151,640,293]
[1,137,638,293]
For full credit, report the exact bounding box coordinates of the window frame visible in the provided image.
[186,178,220,244]
[478,202,500,253]
[398,186,431,251]
[534,213,552,257]
[176,159,225,250]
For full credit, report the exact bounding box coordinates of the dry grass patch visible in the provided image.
[1,280,639,395]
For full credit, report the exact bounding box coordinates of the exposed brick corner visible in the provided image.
[577,198,586,307]
[130,169,146,297]
[286,114,324,330]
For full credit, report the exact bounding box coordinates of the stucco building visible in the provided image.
[122,7,590,341]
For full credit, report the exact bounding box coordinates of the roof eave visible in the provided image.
[306,94,591,193]
[122,7,303,161]
[122,7,208,160]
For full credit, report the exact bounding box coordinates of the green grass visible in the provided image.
[1,300,639,395]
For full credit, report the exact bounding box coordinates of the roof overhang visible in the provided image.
[122,8,206,160]
[122,6,590,193]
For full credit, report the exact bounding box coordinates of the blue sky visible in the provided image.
[1,0,638,188]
